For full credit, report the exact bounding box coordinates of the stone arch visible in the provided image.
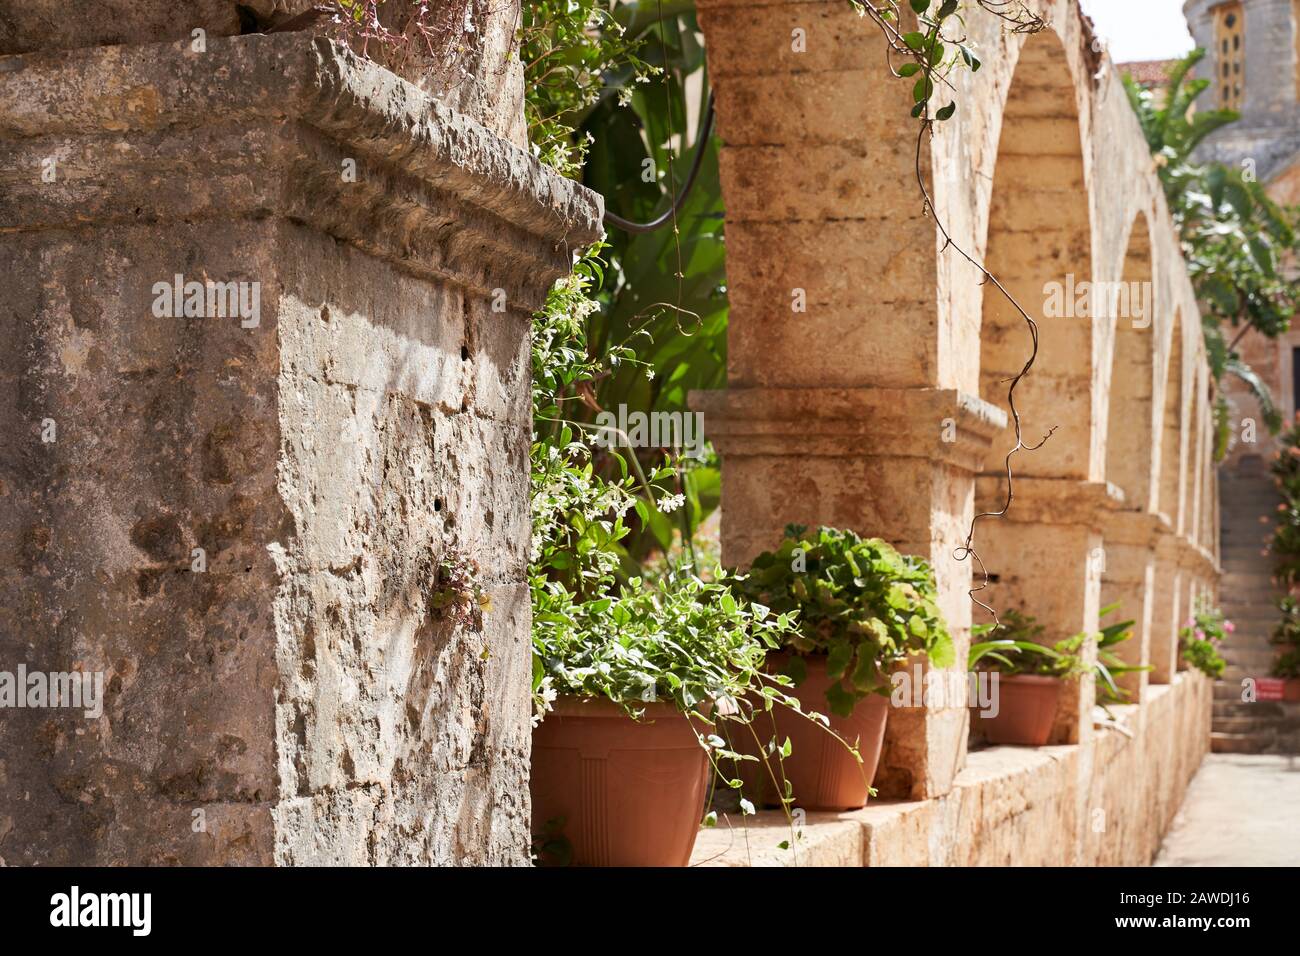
[1158,310,1187,527]
[980,27,1094,480]
[1103,212,1157,510]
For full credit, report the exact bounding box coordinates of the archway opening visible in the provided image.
[980,31,1093,480]
[1104,214,1157,511]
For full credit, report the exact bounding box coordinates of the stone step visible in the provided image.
[1223,666,1275,682]
[1219,611,1282,626]
[1210,730,1277,754]
[1219,604,1282,615]
[1213,715,1278,733]
[1221,578,1279,588]
[1213,699,1286,718]
[1224,649,1281,668]
[1220,551,1275,565]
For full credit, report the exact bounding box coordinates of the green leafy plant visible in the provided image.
[970,610,1085,679]
[532,566,794,715]
[970,604,1145,701]
[1092,610,1145,702]
[1179,597,1231,679]
[1271,596,1300,680]
[1124,50,1300,453]
[732,526,954,716]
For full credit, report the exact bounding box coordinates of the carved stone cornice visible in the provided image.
[0,33,602,306]
[1101,509,1168,548]
[973,476,1124,529]
[688,386,1007,472]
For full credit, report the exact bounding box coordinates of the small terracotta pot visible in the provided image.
[1284,678,1300,703]
[530,698,709,867]
[976,674,1061,746]
[736,655,888,812]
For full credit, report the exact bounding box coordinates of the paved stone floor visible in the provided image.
[1155,754,1300,866]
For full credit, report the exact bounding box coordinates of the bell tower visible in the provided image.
[1184,0,1300,177]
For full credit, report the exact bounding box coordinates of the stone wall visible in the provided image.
[0,10,600,865]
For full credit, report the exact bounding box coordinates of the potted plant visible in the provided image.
[1179,598,1230,679]
[970,608,1101,746]
[531,556,820,866]
[1271,596,1300,701]
[730,526,954,811]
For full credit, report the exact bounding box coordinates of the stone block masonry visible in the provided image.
[0,30,601,865]
[691,0,1218,861]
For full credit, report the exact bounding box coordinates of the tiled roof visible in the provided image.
[1118,59,1177,88]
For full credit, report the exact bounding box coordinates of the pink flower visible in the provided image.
[1225,620,1235,633]
[1195,629,1205,640]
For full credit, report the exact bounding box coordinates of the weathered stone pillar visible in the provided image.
[0,25,599,864]
[1099,511,1161,703]
[692,0,1008,800]
[974,478,1118,744]
[1149,531,1184,683]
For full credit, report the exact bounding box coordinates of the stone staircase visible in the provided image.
[1214,470,1300,754]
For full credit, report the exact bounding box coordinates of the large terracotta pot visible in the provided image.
[531,698,709,867]
[976,674,1061,746]
[740,655,888,812]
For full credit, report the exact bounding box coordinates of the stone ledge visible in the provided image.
[692,672,1207,866]
[0,33,603,304]
[689,386,1008,471]
[692,744,1076,867]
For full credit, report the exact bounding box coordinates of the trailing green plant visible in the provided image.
[732,526,954,716]
[1124,50,1300,452]
[1271,596,1300,680]
[1179,597,1231,679]
[521,0,656,177]
[532,565,797,715]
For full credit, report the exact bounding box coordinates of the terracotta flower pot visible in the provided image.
[976,674,1061,746]
[735,655,888,812]
[530,698,709,867]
